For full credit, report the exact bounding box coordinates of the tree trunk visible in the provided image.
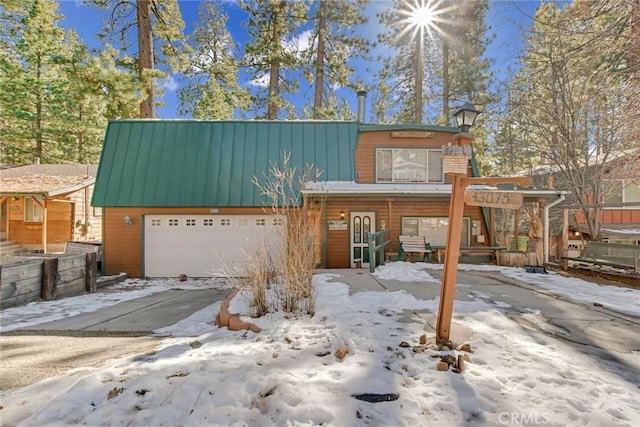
[442,40,449,125]
[415,27,423,123]
[313,0,327,118]
[137,0,155,118]
[35,53,42,163]
[267,3,284,120]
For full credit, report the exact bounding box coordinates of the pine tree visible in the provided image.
[241,0,309,119]
[302,0,370,119]
[178,1,249,119]
[375,0,494,129]
[87,0,190,118]
[0,0,72,163]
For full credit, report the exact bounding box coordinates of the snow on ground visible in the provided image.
[1,264,639,426]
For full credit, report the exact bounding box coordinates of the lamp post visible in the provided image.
[435,103,533,343]
[435,102,480,343]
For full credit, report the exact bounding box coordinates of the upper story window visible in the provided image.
[603,179,640,206]
[24,198,43,222]
[376,148,443,183]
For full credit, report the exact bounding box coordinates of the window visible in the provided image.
[401,216,470,246]
[186,219,196,226]
[376,148,443,183]
[169,219,179,226]
[151,219,161,227]
[256,218,266,226]
[238,218,249,226]
[203,219,214,226]
[604,180,640,206]
[221,218,231,226]
[24,198,43,222]
[273,218,284,226]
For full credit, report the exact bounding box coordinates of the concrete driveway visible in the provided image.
[1,288,229,390]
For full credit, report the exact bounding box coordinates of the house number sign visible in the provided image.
[464,191,524,209]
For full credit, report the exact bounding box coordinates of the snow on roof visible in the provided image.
[303,181,565,198]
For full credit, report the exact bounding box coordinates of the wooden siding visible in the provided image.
[69,186,101,242]
[7,197,72,247]
[356,130,460,184]
[600,209,640,224]
[322,197,487,268]
[103,206,275,278]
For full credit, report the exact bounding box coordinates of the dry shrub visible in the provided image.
[251,153,323,317]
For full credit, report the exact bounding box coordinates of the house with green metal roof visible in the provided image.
[92,119,563,278]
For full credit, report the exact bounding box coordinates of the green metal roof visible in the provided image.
[92,120,360,207]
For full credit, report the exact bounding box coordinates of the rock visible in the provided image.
[436,361,449,371]
[335,348,348,359]
[441,355,456,365]
[216,309,234,328]
[463,354,472,363]
[419,334,427,345]
[459,343,473,353]
[272,352,278,359]
[228,315,250,331]
[399,341,410,348]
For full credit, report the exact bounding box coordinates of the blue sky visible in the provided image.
[57,0,540,120]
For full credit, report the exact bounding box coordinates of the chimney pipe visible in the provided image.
[356,90,367,122]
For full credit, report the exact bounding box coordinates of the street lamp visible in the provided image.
[452,102,481,133]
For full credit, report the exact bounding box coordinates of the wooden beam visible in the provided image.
[463,176,531,188]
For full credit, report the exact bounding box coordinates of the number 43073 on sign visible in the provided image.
[464,191,524,209]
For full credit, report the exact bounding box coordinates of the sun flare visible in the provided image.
[410,4,435,28]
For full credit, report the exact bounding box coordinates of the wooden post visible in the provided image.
[86,252,97,292]
[436,173,467,342]
[42,257,58,301]
[562,208,569,270]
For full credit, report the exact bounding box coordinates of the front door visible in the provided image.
[350,211,375,268]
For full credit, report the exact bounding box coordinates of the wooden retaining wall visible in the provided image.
[0,253,97,309]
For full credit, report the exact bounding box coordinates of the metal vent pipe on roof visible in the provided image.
[357,90,367,123]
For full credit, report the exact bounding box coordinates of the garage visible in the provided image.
[144,214,286,277]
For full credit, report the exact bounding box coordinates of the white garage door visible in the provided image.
[144,214,286,278]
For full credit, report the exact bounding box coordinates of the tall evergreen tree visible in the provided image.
[302,0,370,119]
[0,0,71,163]
[241,0,309,119]
[178,1,249,119]
[375,0,493,129]
[87,0,190,118]
[1,0,140,164]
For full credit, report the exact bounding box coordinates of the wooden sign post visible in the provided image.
[436,144,531,343]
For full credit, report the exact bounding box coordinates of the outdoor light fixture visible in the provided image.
[124,215,133,226]
[453,102,481,133]
[340,210,345,219]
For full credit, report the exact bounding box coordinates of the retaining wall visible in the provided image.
[0,253,97,309]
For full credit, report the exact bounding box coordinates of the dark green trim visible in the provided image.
[359,124,459,133]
